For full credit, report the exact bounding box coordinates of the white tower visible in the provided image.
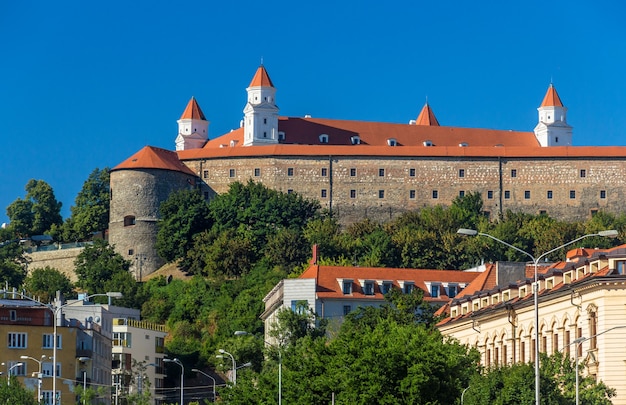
[175,97,209,151]
[243,65,279,146]
[534,84,572,147]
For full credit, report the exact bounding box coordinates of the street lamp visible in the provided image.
[0,290,123,405]
[235,330,282,405]
[20,355,46,404]
[191,368,216,402]
[7,362,24,385]
[163,358,184,405]
[457,228,617,405]
[217,349,236,386]
[566,325,626,405]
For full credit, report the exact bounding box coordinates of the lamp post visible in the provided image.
[164,358,184,405]
[191,369,216,402]
[457,228,617,405]
[0,290,123,405]
[7,362,24,385]
[218,349,236,386]
[565,325,626,405]
[20,355,46,404]
[235,330,282,405]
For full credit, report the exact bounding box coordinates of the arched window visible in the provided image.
[123,216,136,227]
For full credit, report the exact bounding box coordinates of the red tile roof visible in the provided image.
[298,264,481,303]
[113,146,196,175]
[415,103,440,126]
[180,97,207,120]
[540,84,564,107]
[249,65,274,87]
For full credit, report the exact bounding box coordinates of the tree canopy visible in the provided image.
[6,179,62,237]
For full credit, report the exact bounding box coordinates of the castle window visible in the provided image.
[350,190,356,199]
[379,168,385,177]
[432,190,438,199]
[263,132,267,138]
[504,190,510,199]
[378,190,385,199]
[539,210,547,215]
[525,190,531,199]
[600,190,606,199]
[409,168,415,177]
[123,216,136,227]
[321,189,327,198]
[459,169,465,178]
[511,169,517,178]
[254,168,260,177]
[263,118,267,124]
[287,168,294,176]
[409,190,416,199]
[229,169,235,177]
[319,134,329,143]
[321,168,328,177]
[547,190,553,199]
[287,189,293,194]
[580,169,586,178]
[128,249,134,256]
[487,190,494,199]
[590,209,598,216]
[570,190,576,199]
[556,137,559,143]
[203,170,208,178]
[350,168,357,177]
[459,191,465,197]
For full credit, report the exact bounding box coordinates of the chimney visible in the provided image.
[310,244,319,265]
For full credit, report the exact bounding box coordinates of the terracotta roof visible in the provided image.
[452,264,497,300]
[298,265,480,303]
[415,103,440,126]
[540,84,564,107]
[180,96,207,120]
[113,146,196,176]
[249,65,274,87]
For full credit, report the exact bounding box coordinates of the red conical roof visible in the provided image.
[415,103,440,126]
[540,84,564,107]
[249,65,274,87]
[180,97,207,120]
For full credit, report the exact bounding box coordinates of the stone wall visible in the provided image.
[26,248,84,282]
[186,155,626,224]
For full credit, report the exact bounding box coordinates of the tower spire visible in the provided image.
[243,65,279,146]
[534,84,571,146]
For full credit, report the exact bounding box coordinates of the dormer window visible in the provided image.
[363,281,375,295]
[430,284,439,297]
[379,281,393,295]
[459,142,468,147]
[278,131,285,141]
[319,134,329,143]
[351,136,361,145]
[423,140,433,146]
[387,138,397,146]
[404,282,415,294]
[342,280,353,295]
[447,284,457,298]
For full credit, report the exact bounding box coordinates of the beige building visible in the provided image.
[437,245,626,403]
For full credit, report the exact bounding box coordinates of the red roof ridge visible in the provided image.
[180,96,207,120]
[415,102,440,126]
[540,84,564,107]
[249,65,274,87]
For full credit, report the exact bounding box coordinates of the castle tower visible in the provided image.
[175,97,209,151]
[108,146,197,279]
[415,102,440,126]
[243,65,279,146]
[534,84,572,146]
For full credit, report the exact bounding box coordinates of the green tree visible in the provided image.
[74,239,132,295]
[0,228,28,288]
[6,179,62,236]
[156,189,212,263]
[54,168,110,242]
[22,266,74,302]
[0,377,38,404]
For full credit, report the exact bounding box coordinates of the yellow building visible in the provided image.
[437,244,626,403]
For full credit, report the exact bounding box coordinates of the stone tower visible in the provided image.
[243,65,279,146]
[534,84,572,146]
[108,146,197,279]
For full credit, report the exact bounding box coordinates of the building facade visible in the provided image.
[110,65,626,278]
[436,245,626,404]
[261,262,482,344]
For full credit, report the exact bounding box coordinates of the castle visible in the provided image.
[109,65,626,278]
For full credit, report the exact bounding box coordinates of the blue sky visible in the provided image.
[1,0,625,225]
